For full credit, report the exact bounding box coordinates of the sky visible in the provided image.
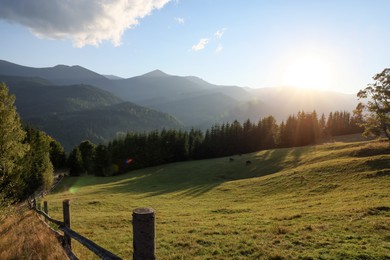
[0,0,389,94]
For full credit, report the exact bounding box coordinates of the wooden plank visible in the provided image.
[43,201,48,223]
[35,209,64,226]
[60,226,122,260]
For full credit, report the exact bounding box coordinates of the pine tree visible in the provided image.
[78,140,96,175]
[68,147,85,176]
[49,138,67,170]
[93,144,112,176]
[23,126,54,195]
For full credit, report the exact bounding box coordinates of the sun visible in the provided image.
[283,55,334,90]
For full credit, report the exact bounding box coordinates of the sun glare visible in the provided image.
[283,56,334,90]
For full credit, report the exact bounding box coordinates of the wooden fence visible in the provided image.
[29,198,155,260]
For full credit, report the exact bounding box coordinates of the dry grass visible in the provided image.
[0,204,67,260]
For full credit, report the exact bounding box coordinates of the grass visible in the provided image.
[0,204,67,259]
[43,138,390,259]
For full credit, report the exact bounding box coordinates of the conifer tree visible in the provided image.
[78,140,96,175]
[68,147,84,176]
[93,144,112,176]
[23,126,54,195]
[49,138,67,170]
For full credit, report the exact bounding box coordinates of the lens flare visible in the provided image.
[126,158,133,164]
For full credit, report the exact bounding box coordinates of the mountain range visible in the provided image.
[0,59,358,150]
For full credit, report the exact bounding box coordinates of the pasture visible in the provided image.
[44,139,390,259]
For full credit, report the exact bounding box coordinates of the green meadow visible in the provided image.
[43,138,390,259]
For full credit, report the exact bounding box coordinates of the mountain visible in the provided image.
[103,74,124,80]
[0,60,246,106]
[27,101,182,151]
[0,60,359,133]
[0,60,107,83]
[0,75,182,150]
[109,71,216,105]
[152,92,239,126]
[1,75,122,117]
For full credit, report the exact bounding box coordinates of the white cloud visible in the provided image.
[214,28,227,39]
[216,43,223,53]
[174,17,184,24]
[0,0,171,47]
[191,27,226,52]
[191,38,209,51]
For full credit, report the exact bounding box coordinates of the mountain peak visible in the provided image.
[142,69,169,77]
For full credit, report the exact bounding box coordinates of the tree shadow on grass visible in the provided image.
[71,146,317,199]
[365,157,390,170]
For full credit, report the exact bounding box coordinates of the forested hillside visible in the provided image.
[0,75,182,150]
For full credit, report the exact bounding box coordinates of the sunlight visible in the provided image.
[283,55,334,90]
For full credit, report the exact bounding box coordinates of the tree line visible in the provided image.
[68,110,363,177]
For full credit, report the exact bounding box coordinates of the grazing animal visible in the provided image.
[229,158,234,162]
[245,160,252,165]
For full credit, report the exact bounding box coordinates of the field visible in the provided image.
[43,138,390,259]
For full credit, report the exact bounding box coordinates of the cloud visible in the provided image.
[190,27,226,52]
[174,17,185,24]
[191,38,209,51]
[215,43,223,53]
[0,0,171,47]
[214,28,227,39]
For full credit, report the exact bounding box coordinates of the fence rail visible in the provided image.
[29,198,155,260]
[35,209,64,226]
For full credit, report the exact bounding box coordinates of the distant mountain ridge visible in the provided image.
[0,60,106,83]
[0,59,359,149]
[0,74,182,150]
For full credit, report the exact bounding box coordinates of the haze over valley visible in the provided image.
[0,59,358,150]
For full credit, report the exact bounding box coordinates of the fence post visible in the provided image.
[37,201,41,211]
[132,208,155,260]
[63,199,71,250]
[43,201,48,223]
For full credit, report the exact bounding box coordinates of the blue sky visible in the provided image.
[0,0,389,94]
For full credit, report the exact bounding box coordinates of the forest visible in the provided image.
[68,110,362,177]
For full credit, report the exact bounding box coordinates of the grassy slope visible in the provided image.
[0,206,68,259]
[45,139,390,259]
